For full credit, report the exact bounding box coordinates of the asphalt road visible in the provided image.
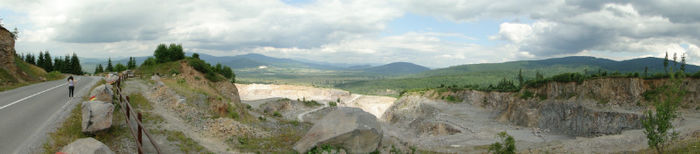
[0,76,100,154]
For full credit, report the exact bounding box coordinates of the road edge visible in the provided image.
[14,76,101,154]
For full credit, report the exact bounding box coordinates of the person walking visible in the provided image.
[68,76,75,98]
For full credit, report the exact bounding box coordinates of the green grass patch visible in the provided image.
[129,93,153,111]
[43,102,129,154]
[231,120,309,153]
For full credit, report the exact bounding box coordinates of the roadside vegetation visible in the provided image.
[43,79,131,153]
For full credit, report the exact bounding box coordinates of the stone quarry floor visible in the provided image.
[237,83,700,153]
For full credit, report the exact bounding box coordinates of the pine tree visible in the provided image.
[70,53,82,75]
[680,54,686,73]
[664,52,669,74]
[127,57,136,69]
[43,51,52,72]
[37,51,45,69]
[644,66,649,78]
[517,69,524,88]
[106,58,114,72]
[54,58,62,73]
[95,64,104,74]
[62,55,71,73]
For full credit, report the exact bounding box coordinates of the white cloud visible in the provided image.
[3,0,700,67]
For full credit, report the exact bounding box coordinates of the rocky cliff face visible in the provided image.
[0,26,17,76]
[399,78,700,137]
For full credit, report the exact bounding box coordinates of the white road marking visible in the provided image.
[0,83,67,111]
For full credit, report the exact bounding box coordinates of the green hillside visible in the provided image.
[336,56,700,96]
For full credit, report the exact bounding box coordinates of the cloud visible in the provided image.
[492,3,700,59]
[4,0,700,67]
[5,0,401,49]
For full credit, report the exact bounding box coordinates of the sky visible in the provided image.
[1,0,700,68]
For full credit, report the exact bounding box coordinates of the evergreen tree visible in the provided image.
[127,57,136,69]
[644,66,649,78]
[27,53,36,65]
[37,51,45,69]
[95,64,104,74]
[70,53,82,75]
[664,52,669,74]
[517,69,523,88]
[53,58,62,73]
[43,52,52,72]
[680,54,686,73]
[106,58,114,72]
[62,55,71,73]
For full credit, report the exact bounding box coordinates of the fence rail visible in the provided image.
[114,74,161,154]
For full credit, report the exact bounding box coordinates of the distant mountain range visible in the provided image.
[80,53,698,77]
[186,53,432,76]
[419,56,700,78]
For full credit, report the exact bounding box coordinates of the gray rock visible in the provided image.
[537,102,643,137]
[60,137,115,154]
[105,74,119,84]
[151,74,160,81]
[81,101,114,134]
[89,84,114,103]
[294,107,383,153]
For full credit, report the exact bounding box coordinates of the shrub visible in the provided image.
[692,71,700,78]
[328,101,337,107]
[520,90,534,99]
[273,112,282,117]
[488,131,516,154]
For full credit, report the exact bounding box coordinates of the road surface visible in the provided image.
[0,76,100,154]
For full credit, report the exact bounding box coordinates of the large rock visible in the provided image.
[0,26,17,78]
[60,137,115,154]
[293,107,383,153]
[89,84,113,103]
[105,73,119,84]
[82,101,114,134]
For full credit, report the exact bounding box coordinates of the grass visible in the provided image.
[129,93,153,111]
[635,138,700,153]
[43,102,129,153]
[136,61,182,78]
[232,120,310,153]
[1,58,64,92]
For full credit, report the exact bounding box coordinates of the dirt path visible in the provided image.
[152,104,233,153]
[297,103,328,122]
[127,79,235,153]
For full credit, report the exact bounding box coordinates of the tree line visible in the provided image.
[18,51,83,75]
[94,57,137,74]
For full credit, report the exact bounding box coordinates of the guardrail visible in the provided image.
[114,74,161,154]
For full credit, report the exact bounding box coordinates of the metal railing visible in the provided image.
[114,74,161,154]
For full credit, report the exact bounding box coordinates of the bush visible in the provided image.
[328,101,337,107]
[520,90,534,99]
[551,72,585,83]
[273,112,282,117]
[488,132,516,154]
[692,71,700,79]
